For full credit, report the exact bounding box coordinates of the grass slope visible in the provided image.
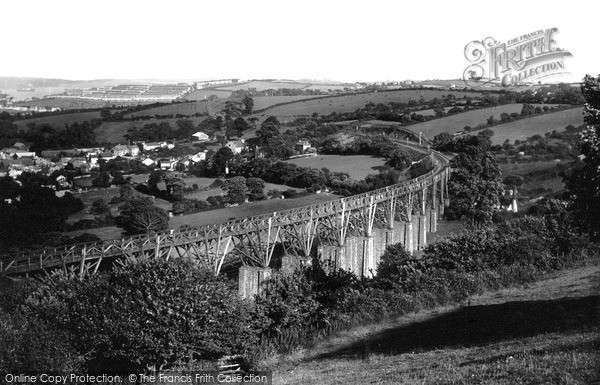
[14,111,102,130]
[286,155,387,180]
[272,264,600,385]
[252,95,330,111]
[124,101,209,118]
[483,108,584,145]
[406,104,562,141]
[217,81,311,91]
[260,90,484,119]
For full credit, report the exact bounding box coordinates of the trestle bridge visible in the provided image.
[1,148,451,298]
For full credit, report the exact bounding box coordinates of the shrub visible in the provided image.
[30,259,259,371]
[0,281,81,372]
[254,269,320,335]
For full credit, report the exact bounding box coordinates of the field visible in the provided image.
[185,89,233,100]
[480,107,584,145]
[499,161,570,196]
[405,104,563,141]
[286,155,387,180]
[14,110,103,130]
[14,97,164,110]
[259,90,484,119]
[272,264,600,384]
[217,81,311,91]
[124,100,209,117]
[252,95,330,111]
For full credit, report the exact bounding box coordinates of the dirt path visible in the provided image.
[271,264,600,384]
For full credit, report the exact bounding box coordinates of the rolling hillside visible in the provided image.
[405,105,577,141]
[481,108,584,145]
[259,90,484,119]
[14,111,103,130]
[124,101,209,118]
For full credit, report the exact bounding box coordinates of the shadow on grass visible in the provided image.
[315,295,600,360]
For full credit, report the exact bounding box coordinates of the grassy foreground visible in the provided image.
[270,264,600,384]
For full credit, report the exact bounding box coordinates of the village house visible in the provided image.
[111,144,130,157]
[192,131,210,142]
[111,144,140,157]
[142,141,167,151]
[88,152,116,166]
[225,139,246,154]
[141,158,156,167]
[295,140,312,153]
[191,150,208,162]
[158,158,178,171]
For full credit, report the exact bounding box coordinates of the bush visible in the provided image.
[254,269,320,335]
[30,259,259,371]
[0,281,81,372]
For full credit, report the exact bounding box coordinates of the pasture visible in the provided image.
[252,95,329,111]
[286,155,387,180]
[259,90,484,119]
[482,107,584,145]
[217,80,311,91]
[14,110,103,130]
[124,101,209,118]
[185,89,233,100]
[15,97,161,110]
[499,160,569,194]
[405,104,561,140]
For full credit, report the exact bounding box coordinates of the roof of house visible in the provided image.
[227,140,245,148]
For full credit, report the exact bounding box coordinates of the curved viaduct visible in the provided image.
[0,149,451,297]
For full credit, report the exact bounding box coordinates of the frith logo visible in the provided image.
[463,28,572,87]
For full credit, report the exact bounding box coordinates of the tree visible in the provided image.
[246,177,266,201]
[564,74,600,240]
[503,175,525,189]
[521,103,535,116]
[92,171,111,188]
[90,198,111,218]
[256,123,280,146]
[221,176,248,205]
[211,147,234,176]
[445,131,503,223]
[164,175,186,201]
[385,149,411,170]
[118,197,169,235]
[432,132,453,151]
[242,96,254,115]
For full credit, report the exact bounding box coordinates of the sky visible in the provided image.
[1,0,598,83]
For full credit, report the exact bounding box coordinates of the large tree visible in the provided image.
[221,176,248,205]
[445,129,503,224]
[118,197,169,235]
[565,74,600,240]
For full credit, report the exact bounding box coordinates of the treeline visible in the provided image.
[0,111,99,152]
[123,119,199,142]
